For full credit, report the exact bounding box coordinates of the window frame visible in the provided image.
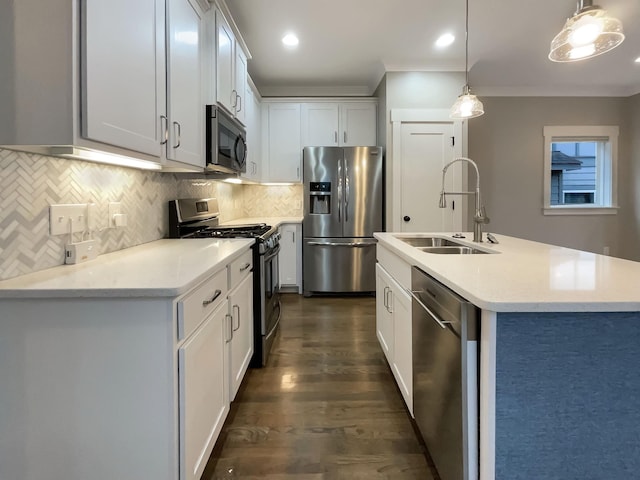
[543,125,619,216]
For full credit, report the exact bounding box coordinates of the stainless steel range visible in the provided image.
[168,198,281,367]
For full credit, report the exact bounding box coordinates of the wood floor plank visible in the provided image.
[202,294,435,480]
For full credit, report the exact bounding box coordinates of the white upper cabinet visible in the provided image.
[166,0,203,167]
[340,102,378,146]
[301,101,377,147]
[234,47,248,125]
[242,80,262,182]
[216,13,235,114]
[266,102,302,183]
[215,10,248,123]
[301,103,340,146]
[0,0,211,169]
[83,0,166,158]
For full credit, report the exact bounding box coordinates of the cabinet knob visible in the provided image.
[403,216,411,222]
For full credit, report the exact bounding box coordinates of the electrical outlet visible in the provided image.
[108,202,122,228]
[50,204,88,236]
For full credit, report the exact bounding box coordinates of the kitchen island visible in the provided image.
[374,232,640,480]
[0,238,255,480]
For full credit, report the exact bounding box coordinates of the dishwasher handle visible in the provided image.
[407,288,452,330]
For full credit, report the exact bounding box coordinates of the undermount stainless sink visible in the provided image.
[394,235,497,254]
[418,246,489,255]
[397,236,465,247]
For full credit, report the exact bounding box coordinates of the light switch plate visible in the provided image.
[50,204,88,236]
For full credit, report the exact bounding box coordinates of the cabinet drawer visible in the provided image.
[228,249,253,290]
[178,268,228,341]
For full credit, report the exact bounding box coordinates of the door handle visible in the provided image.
[160,115,168,145]
[403,216,411,222]
[307,241,377,247]
[225,313,233,342]
[344,160,349,222]
[408,289,452,329]
[202,289,222,306]
[173,121,181,149]
[233,304,240,331]
[387,287,393,313]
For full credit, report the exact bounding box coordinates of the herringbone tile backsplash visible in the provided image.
[0,149,248,281]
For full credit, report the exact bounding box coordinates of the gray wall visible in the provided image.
[468,96,633,258]
[376,71,465,230]
[620,93,640,260]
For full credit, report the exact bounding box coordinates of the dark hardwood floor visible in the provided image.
[202,294,435,479]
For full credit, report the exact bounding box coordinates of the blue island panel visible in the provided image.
[495,312,640,480]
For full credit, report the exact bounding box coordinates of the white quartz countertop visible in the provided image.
[0,238,254,299]
[375,232,640,312]
[221,216,302,228]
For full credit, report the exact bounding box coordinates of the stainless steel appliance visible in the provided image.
[410,266,479,480]
[302,146,384,295]
[205,105,247,175]
[168,198,281,367]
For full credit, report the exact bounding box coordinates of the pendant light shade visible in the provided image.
[450,0,484,119]
[450,85,484,119]
[549,1,625,62]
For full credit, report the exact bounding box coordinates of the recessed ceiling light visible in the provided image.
[282,33,299,47]
[435,33,455,48]
[635,56,640,63]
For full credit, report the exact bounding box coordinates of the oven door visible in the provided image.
[261,244,281,363]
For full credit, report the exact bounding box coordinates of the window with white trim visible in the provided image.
[543,126,618,215]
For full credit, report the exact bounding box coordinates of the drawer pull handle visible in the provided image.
[240,263,251,272]
[202,289,222,306]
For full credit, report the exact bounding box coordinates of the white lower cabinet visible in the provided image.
[375,254,413,414]
[179,302,228,480]
[279,223,301,292]
[376,264,394,360]
[227,273,253,401]
[0,246,255,480]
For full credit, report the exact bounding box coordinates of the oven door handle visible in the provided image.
[263,244,281,262]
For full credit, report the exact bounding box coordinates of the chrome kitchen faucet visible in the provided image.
[439,157,489,242]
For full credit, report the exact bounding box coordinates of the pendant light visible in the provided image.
[450,0,484,119]
[549,0,625,62]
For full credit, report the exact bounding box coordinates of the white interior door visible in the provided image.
[399,122,462,232]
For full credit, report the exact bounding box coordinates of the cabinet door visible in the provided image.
[241,83,261,181]
[166,0,203,167]
[83,0,165,158]
[267,103,302,183]
[216,13,235,114]
[179,303,229,480]
[340,102,377,146]
[375,264,394,362]
[228,273,254,401]
[301,103,339,147]
[391,284,412,414]
[234,48,248,125]
[279,224,298,287]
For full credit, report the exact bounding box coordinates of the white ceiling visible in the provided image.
[224,0,640,97]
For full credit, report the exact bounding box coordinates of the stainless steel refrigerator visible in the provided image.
[303,146,384,296]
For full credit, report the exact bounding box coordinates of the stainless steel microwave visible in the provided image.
[205,105,247,175]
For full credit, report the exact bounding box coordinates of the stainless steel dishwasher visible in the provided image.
[410,266,479,480]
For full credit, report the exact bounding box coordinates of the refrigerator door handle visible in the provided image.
[337,159,343,223]
[344,160,349,223]
[307,241,377,247]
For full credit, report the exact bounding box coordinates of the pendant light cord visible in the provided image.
[465,0,469,86]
